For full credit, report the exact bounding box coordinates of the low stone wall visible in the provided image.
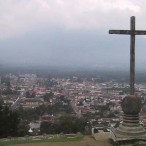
[0,133,78,142]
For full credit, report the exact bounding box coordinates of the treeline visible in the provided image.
[40,116,87,134]
[0,105,29,138]
[16,101,73,122]
[0,104,88,138]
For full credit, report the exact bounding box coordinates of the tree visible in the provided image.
[40,115,87,134]
[18,107,39,121]
[0,97,4,105]
[43,92,54,102]
[56,116,87,134]
[31,92,36,98]
[35,104,49,116]
[0,106,20,138]
[2,88,13,95]
[17,120,29,136]
[40,121,50,134]
[25,91,30,98]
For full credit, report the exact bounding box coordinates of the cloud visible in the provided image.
[0,0,146,69]
[0,0,143,40]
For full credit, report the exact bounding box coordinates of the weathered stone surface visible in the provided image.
[110,95,146,142]
[110,126,146,142]
[121,95,142,115]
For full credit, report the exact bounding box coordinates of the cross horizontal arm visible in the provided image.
[109,30,131,34]
[109,30,146,35]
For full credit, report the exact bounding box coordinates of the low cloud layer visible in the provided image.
[0,0,146,69]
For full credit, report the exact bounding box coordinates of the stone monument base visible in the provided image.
[110,95,146,142]
[110,125,146,142]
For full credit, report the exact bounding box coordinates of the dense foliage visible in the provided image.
[40,115,87,134]
[0,106,29,138]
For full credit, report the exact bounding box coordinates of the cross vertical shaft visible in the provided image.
[130,16,135,95]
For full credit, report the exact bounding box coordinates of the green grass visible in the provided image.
[0,135,84,146]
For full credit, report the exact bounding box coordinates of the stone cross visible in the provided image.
[109,16,146,95]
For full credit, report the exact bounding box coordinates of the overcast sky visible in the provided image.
[0,0,146,69]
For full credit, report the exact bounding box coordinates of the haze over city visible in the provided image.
[0,0,146,70]
[2,1,146,145]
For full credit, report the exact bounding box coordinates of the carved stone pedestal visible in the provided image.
[110,95,146,142]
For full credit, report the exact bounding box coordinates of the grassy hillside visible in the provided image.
[0,135,112,146]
